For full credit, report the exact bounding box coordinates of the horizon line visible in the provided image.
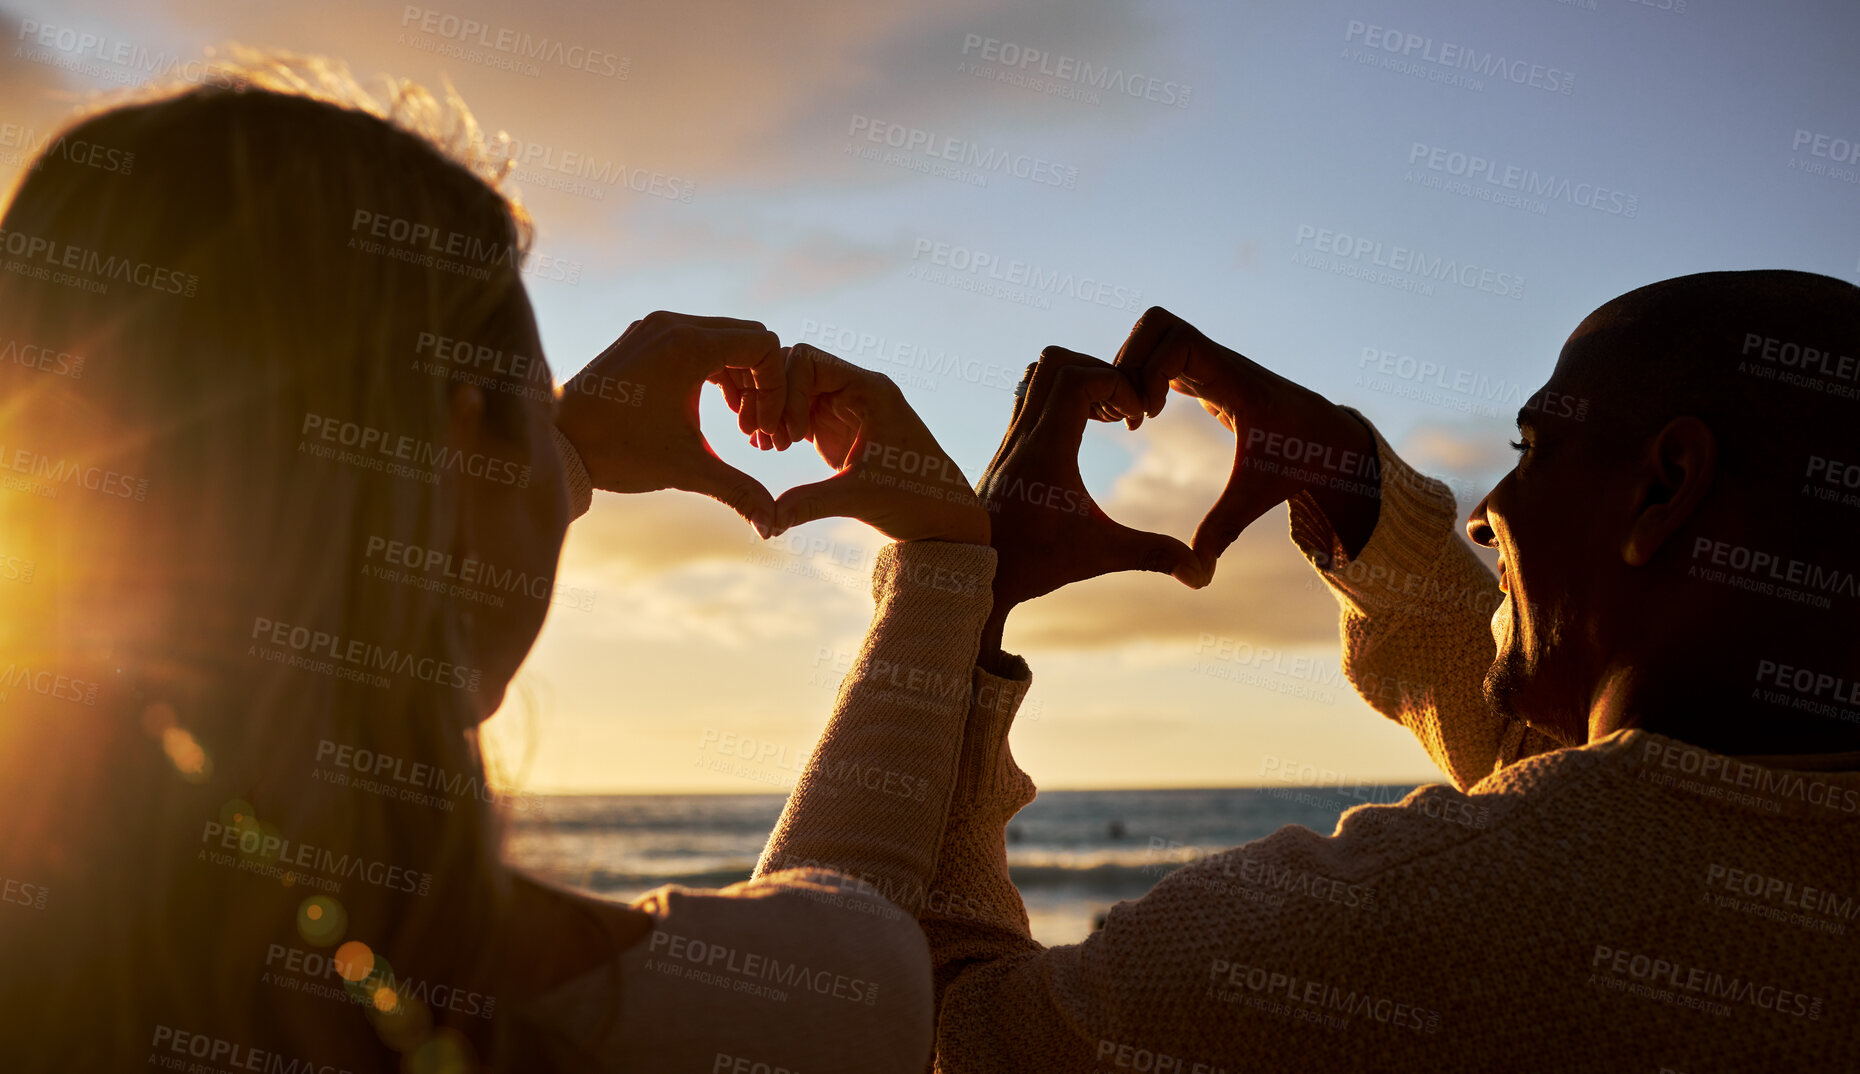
[508,780,1439,798]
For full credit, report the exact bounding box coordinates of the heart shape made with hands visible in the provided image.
[971,348,1213,604]
[709,342,1249,597]
[707,343,991,545]
[1099,306,1378,581]
[551,313,799,536]
[555,318,981,544]
[554,311,1311,588]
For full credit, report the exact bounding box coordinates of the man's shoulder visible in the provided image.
[1144,739,1620,906]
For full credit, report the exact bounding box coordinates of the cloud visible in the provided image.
[126,0,1177,188]
[1400,416,1517,480]
[562,489,764,577]
[559,491,878,644]
[610,214,903,304]
[749,229,898,303]
[7,0,1194,310]
[568,559,866,646]
[0,10,102,191]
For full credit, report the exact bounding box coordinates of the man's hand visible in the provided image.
[1108,306,1380,569]
[975,348,1203,663]
[555,312,785,535]
[758,344,990,545]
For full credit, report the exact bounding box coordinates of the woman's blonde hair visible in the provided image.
[0,50,554,1071]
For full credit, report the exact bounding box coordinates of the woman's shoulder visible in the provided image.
[512,867,934,1072]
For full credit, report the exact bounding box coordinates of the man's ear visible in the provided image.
[1622,415,1716,567]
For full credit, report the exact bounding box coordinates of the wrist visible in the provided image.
[1299,401,1381,559]
[977,593,1017,676]
[551,422,597,519]
[931,507,990,547]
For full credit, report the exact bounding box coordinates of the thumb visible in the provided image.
[771,473,869,536]
[1189,439,1278,570]
[1102,518,1210,589]
[677,453,775,536]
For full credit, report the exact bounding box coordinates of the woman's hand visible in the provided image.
[555,312,787,535]
[1107,306,1380,568]
[748,344,989,546]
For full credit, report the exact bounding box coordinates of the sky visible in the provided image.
[4,0,1856,792]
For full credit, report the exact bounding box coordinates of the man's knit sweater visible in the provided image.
[756,415,1860,1072]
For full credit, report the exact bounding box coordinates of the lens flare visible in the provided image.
[335,940,374,982]
[296,895,346,946]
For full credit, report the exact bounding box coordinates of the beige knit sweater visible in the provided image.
[515,429,941,1073]
[755,416,1860,1072]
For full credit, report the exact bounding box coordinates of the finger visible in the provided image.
[1084,367,1144,424]
[1033,359,1126,441]
[676,453,775,537]
[980,361,1041,481]
[707,369,745,413]
[1196,394,1235,433]
[641,311,770,334]
[1111,307,1190,418]
[1189,440,1276,569]
[1032,363,1210,587]
[781,344,828,446]
[770,473,868,535]
[599,313,747,367]
[644,324,776,441]
[671,323,782,385]
[743,338,788,449]
[1103,367,1145,419]
[1009,361,1037,426]
[987,359,1120,497]
[1136,323,1196,419]
[738,380,760,438]
[676,326,782,447]
[1020,347,1112,432]
[782,344,882,446]
[1101,520,1209,589]
[811,396,858,469]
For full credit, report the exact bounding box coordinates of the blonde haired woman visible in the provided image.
[0,56,991,1071]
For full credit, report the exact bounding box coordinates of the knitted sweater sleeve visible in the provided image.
[753,540,1000,910]
[553,428,1001,912]
[1284,408,1567,788]
[907,412,1569,1071]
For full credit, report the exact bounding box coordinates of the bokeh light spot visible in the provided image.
[297,896,346,946]
[160,725,212,782]
[403,1028,476,1074]
[335,940,374,982]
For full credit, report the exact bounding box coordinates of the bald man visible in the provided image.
[756,270,1860,1072]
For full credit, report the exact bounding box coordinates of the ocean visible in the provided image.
[506,784,1425,946]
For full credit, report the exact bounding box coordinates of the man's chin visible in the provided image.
[1489,595,1513,647]
[1484,650,1580,746]
[1484,601,1582,744]
[1484,599,1520,714]
[1482,632,1535,723]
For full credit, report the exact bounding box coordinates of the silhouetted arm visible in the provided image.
[1288,409,1564,788]
[539,436,955,1070]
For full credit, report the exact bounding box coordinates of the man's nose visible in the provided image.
[1466,494,1496,548]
